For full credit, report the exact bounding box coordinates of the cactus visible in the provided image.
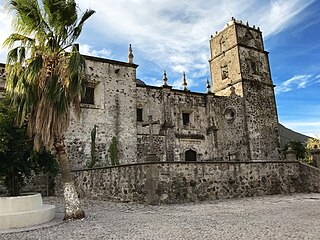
[88,124,97,168]
[109,136,119,166]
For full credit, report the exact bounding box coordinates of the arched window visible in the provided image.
[185,149,197,161]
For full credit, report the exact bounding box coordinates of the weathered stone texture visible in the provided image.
[299,163,320,192]
[55,161,319,204]
[65,57,138,169]
[0,19,281,168]
[209,20,279,161]
[243,81,279,160]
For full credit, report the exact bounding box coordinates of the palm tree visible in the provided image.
[3,0,95,220]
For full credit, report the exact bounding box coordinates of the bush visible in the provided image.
[0,97,58,196]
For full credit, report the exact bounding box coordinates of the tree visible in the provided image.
[306,137,320,150]
[3,0,95,220]
[0,97,58,196]
[283,141,307,161]
[306,137,320,164]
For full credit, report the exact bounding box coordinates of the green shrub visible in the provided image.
[0,97,58,196]
[109,136,119,166]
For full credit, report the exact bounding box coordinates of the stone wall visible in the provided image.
[65,56,138,169]
[299,163,320,192]
[136,84,249,162]
[209,19,280,161]
[55,161,320,204]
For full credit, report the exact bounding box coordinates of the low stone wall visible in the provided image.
[299,163,320,192]
[55,161,320,204]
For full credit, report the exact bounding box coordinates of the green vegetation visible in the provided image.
[3,0,94,219]
[109,136,119,166]
[306,138,320,150]
[284,141,307,160]
[284,138,320,164]
[87,124,97,168]
[0,97,58,196]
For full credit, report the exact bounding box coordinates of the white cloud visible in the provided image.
[284,121,320,127]
[0,5,13,63]
[276,73,320,94]
[79,44,113,59]
[276,74,312,94]
[282,121,320,138]
[0,0,316,91]
[253,0,315,37]
[172,75,198,90]
[75,0,315,90]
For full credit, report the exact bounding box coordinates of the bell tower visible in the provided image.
[209,19,280,160]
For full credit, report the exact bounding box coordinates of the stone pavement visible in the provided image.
[1,193,320,240]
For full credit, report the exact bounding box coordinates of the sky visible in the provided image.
[0,0,319,137]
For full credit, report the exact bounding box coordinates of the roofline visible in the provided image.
[0,55,139,69]
[83,55,139,68]
[137,84,210,97]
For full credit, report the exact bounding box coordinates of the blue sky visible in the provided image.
[0,0,319,137]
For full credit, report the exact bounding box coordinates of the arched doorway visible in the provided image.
[185,149,197,161]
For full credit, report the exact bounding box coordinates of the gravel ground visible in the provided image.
[1,193,320,240]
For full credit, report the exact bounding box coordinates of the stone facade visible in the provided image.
[0,19,280,168]
[134,19,279,164]
[55,161,320,204]
[65,56,138,168]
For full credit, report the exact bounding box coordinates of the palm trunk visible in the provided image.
[54,140,85,220]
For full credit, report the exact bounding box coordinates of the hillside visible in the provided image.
[279,123,311,148]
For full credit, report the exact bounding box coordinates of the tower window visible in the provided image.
[81,86,95,104]
[182,113,190,126]
[221,65,228,80]
[137,108,143,122]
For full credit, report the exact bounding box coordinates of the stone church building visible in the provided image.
[0,19,280,168]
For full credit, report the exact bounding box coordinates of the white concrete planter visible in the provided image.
[0,193,55,230]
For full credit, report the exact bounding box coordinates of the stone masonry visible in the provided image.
[0,19,280,168]
[54,161,320,204]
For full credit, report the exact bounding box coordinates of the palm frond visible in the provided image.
[25,55,43,85]
[9,0,48,38]
[3,33,35,49]
[70,9,95,42]
[4,0,94,150]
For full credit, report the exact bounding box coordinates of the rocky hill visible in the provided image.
[279,123,311,148]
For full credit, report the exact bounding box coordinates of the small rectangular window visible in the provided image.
[221,65,228,80]
[137,108,143,122]
[182,113,190,126]
[81,87,95,105]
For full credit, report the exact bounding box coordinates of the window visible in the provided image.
[81,86,95,105]
[221,65,228,80]
[182,113,190,126]
[137,108,143,122]
[185,149,197,161]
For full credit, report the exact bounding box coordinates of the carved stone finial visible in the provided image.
[215,31,218,34]
[206,79,211,94]
[128,44,134,64]
[162,70,168,86]
[231,17,235,21]
[257,26,260,31]
[246,21,249,26]
[253,25,255,29]
[286,145,297,161]
[230,86,236,95]
[182,72,188,91]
